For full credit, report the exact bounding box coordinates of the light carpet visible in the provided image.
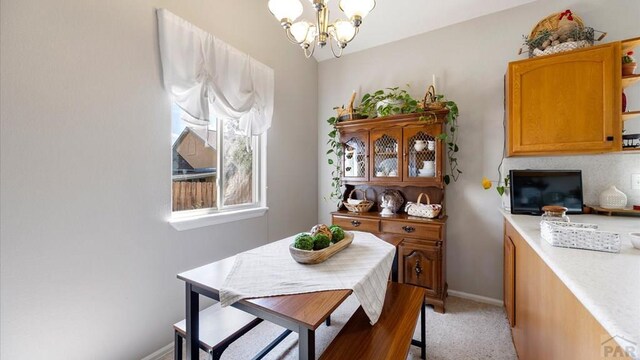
[161,295,517,360]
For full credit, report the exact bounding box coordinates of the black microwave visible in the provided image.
[509,170,584,215]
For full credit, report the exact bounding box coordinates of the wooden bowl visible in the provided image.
[289,232,354,264]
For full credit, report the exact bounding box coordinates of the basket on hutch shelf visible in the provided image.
[405,193,442,219]
[343,188,374,213]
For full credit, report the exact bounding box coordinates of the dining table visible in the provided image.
[178,255,353,360]
[177,232,400,360]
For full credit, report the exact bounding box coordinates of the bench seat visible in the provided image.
[320,282,426,360]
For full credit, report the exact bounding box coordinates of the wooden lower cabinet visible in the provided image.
[332,211,447,313]
[504,220,631,360]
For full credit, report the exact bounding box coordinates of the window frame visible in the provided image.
[169,116,268,231]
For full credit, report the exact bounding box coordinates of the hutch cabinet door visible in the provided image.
[402,125,443,186]
[399,239,442,298]
[340,131,369,182]
[370,128,402,182]
[507,43,620,156]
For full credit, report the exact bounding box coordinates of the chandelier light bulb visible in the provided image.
[304,25,318,46]
[290,21,312,43]
[339,0,375,23]
[268,0,303,25]
[332,20,356,44]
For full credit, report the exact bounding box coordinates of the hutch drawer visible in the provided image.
[332,215,380,232]
[380,220,442,240]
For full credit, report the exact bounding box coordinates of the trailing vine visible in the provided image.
[435,100,461,184]
[326,116,343,204]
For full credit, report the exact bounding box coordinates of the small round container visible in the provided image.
[629,233,640,250]
[541,205,570,223]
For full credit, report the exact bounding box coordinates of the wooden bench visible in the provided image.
[320,282,427,360]
[173,303,292,360]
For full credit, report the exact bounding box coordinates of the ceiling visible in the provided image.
[296,0,537,61]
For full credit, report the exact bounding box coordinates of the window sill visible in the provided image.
[169,207,268,231]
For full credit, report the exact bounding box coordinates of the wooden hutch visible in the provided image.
[330,110,450,313]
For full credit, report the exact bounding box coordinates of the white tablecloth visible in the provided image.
[220,231,395,325]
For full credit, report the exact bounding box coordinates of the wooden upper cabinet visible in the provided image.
[341,131,369,182]
[507,43,621,156]
[335,112,448,187]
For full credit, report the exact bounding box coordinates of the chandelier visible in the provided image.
[268,0,376,58]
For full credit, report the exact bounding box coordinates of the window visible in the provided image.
[170,104,265,226]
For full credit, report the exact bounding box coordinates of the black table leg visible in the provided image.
[298,326,315,360]
[185,283,199,360]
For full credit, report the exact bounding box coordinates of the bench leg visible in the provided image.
[420,300,426,359]
[411,300,427,359]
[174,331,183,360]
[325,315,331,326]
[298,326,315,360]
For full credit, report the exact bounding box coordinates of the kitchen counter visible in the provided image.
[501,210,640,353]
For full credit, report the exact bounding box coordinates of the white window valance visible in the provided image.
[157,9,274,136]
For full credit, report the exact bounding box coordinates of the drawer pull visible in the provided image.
[415,260,422,277]
[351,220,361,227]
[402,226,415,233]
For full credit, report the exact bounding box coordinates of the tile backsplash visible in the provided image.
[504,153,640,207]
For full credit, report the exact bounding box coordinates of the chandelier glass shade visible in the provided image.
[268,0,375,58]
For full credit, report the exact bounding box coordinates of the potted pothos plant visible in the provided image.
[359,86,420,118]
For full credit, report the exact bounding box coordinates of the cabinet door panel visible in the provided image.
[370,128,402,182]
[402,125,443,186]
[504,233,515,327]
[399,241,442,297]
[508,44,619,155]
[340,131,369,181]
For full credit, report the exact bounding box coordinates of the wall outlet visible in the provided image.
[632,174,640,190]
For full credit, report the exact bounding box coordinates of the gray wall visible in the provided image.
[317,0,640,301]
[0,1,318,359]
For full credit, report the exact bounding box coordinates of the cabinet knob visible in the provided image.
[606,136,614,142]
[351,220,361,227]
[402,226,415,233]
[415,260,422,277]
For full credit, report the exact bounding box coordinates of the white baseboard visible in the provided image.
[141,342,173,360]
[448,289,503,307]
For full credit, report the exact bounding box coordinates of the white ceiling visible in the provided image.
[297,0,537,61]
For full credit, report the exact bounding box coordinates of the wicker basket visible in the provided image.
[529,11,585,40]
[540,221,621,253]
[343,188,374,213]
[405,193,442,219]
[421,85,445,111]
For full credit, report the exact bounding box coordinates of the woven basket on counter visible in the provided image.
[540,221,621,253]
[343,188,374,213]
[405,193,442,219]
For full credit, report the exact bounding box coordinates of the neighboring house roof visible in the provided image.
[173,127,216,170]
